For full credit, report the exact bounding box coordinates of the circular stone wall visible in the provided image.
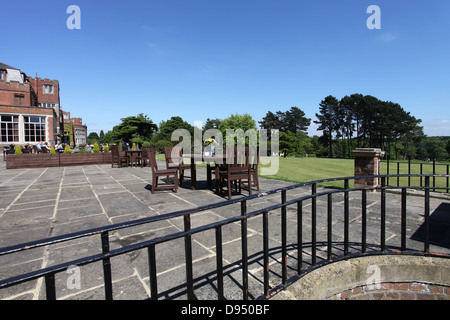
[273,255,450,300]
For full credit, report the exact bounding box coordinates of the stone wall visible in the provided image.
[272,254,450,300]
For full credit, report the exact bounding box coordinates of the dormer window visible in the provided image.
[43,84,54,94]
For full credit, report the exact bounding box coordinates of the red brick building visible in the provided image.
[0,62,86,147]
[63,111,87,146]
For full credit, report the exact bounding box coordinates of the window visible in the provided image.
[24,116,46,142]
[43,84,54,94]
[0,115,19,143]
[14,94,25,106]
[39,102,55,109]
[0,71,4,80]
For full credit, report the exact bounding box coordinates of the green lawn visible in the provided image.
[380,159,449,191]
[158,153,449,190]
[260,157,354,188]
[260,157,449,190]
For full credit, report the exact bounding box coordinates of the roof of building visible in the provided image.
[0,62,20,71]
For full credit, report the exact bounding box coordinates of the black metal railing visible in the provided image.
[383,155,450,192]
[0,174,449,300]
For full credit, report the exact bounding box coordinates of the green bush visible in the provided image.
[15,146,23,155]
[64,145,72,153]
[93,142,100,153]
[49,147,56,154]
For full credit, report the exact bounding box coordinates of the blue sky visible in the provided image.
[1,0,449,136]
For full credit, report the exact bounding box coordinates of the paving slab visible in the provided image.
[0,159,449,300]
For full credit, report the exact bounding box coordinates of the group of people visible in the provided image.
[36,141,64,153]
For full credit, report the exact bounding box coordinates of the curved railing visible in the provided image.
[0,174,449,300]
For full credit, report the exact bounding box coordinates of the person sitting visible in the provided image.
[55,141,63,153]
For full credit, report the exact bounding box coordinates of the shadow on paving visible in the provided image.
[411,202,450,250]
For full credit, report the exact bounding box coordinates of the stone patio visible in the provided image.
[0,159,449,300]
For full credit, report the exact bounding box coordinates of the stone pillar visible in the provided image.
[351,148,385,188]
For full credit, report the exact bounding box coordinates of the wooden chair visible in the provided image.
[141,146,156,167]
[111,146,129,168]
[164,146,194,185]
[148,149,178,194]
[219,147,252,200]
[250,147,260,191]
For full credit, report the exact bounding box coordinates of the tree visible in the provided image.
[279,131,313,157]
[315,94,425,158]
[203,118,221,131]
[220,113,257,146]
[87,132,100,145]
[158,116,193,140]
[314,95,339,157]
[284,107,311,133]
[259,107,310,134]
[113,114,158,143]
[259,111,280,131]
[99,130,105,143]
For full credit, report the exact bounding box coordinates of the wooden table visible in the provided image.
[125,150,142,167]
[185,154,228,190]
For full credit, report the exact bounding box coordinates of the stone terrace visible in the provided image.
[0,159,449,300]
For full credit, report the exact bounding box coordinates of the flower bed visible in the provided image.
[5,153,112,169]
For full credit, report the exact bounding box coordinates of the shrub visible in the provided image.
[142,141,152,147]
[15,146,23,155]
[64,145,72,153]
[103,145,109,152]
[93,142,100,153]
[49,146,56,154]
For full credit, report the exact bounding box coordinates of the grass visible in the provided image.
[157,153,449,191]
[260,157,449,190]
[380,159,449,192]
[260,157,354,188]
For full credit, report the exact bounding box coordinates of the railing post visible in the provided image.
[408,155,411,186]
[297,201,303,275]
[424,176,430,253]
[45,274,56,300]
[433,158,436,192]
[184,214,194,300]
[281,190,287,285]
[420,163,423,189]
[361,189,367,253]
[386,154,390,186]
[344,180,349,256]
[262,211,270,298]
[447,165,449,193]
[401,188,407,251]
[380,177,386,251]
[311,183,317,264]
[147,245,158,300]
[215,226,224,300]
[101,231,113,300]
[241,200,248,300]
[327,193,332,261]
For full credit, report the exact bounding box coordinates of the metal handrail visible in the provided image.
[0,174,449,300]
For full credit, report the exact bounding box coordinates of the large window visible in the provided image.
[24,116,46,142]
[0,115,19,143]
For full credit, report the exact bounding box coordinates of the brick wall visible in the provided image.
[330,281,450,300]
[0,81,33,106]
[28,77,60,104]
